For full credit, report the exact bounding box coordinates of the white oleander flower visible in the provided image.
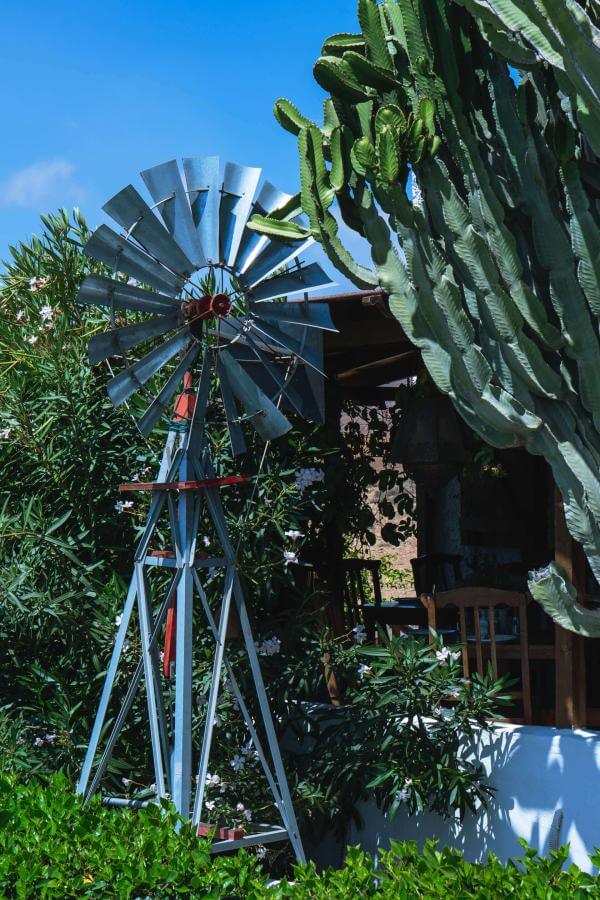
[205,800,216,811]
[284,529,303,542]
[435,647,460,667]
[34,736,43,747]
[114,500,134,513]
[202,535,211,547]
[283,551,298,565]
[256,846,267,859]
[358,663,372,679]
[396,779,412,804]
[26,335,38,345]
[115,614,123,627]
[241,743,259,759]
[121,777,131,786]
[45,733,58,744]
[205,773,220,787]
[15,310,24,321]
[230,754,245,772]
[29,276,49,292]
[0,428,11,439]
[294,467,325,493]
[258,636,281,656]
[353,624,367,645]
[40,305,53,322]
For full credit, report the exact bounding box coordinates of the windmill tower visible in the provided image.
[75,157,337,861]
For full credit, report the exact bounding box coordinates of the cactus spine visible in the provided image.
[250,0,600,635]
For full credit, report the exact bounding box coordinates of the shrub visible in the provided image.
[0,771,267,898]
[1,772,599,898]
[275,843,600,898]
[292,631,512,839]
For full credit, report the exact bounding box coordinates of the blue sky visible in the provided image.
[0,0,372,290]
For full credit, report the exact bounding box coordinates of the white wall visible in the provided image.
[349,723,600,873]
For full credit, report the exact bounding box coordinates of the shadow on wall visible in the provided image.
[348,724,600,873]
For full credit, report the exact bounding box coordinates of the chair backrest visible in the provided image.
[342,558,383,628]
[420,586,532,724]
[411,553,462,596]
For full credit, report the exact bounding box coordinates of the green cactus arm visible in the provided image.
[358,0,395,71]
[457,0,600,151]
[455,0,564,68]
[246,215,310,241]
[273,98,315,136]
[376,126,401,182]
[328,126,347,192]
[478,19,539,67]
[298,127,378,288]
[313,56,371,104]
[322,98,341,136]
[561,160,600,318]
[528,562,600,637]
[322,33,367,56]
[343,50,401,93]
[267,191,304,222]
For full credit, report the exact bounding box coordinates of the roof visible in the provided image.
[310,290,421,403]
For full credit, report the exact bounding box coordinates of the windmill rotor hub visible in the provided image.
[181,293,233,324]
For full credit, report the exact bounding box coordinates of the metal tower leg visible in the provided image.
[234,575,306,864]
[191,565,235,824]
[172,453,195,820]
[77,573,137,796]
[136,562,167,798]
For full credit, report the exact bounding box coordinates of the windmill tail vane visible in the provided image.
[75,156,338,863]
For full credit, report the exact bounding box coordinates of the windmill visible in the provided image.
[75,156,337,862]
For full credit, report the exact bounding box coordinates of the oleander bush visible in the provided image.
[1,772,599,898]
[0,209,417,829]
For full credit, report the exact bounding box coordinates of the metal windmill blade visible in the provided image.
[78,156,337,445]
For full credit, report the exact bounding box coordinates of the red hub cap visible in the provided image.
[182,293,232,323]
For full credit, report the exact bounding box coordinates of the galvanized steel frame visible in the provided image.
[77,377,304,862]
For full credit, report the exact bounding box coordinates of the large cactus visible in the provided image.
[249,0,600,635]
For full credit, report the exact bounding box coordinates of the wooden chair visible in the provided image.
[360,553,463,643]
[420,587,533,724]
[342,558,382,630]
[411,553,463,595]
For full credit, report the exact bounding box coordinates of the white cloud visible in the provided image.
[0,159,86,208]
